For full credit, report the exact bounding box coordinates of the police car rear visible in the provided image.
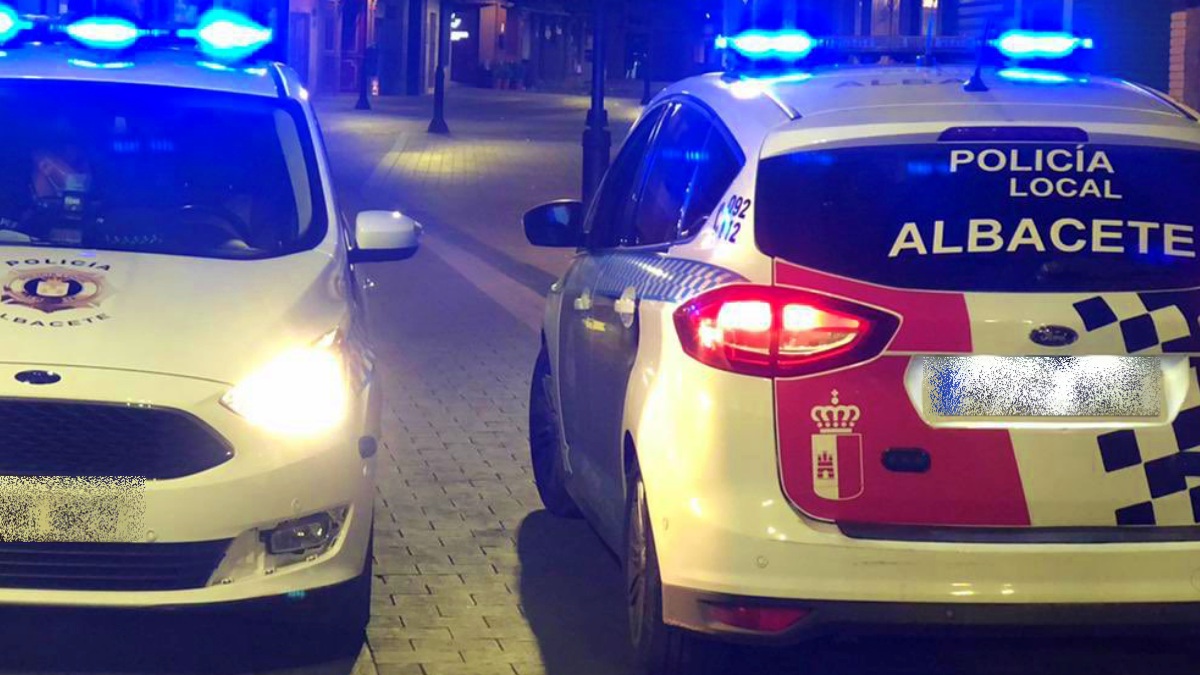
[531,30,1200,675]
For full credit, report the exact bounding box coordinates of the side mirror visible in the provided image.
[350,211,422,263]
[524,200,584,248]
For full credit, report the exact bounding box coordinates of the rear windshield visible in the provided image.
[0,80,325,260]
[756,143,1200,292]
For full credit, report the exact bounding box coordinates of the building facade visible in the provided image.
[16,0,1182,96]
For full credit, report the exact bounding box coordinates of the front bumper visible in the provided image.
[0,364,377,607]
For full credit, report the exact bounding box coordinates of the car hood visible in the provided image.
[0,248,348,385]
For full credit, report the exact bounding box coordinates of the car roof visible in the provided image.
[0,45,293,99]
[661,64,1199,154]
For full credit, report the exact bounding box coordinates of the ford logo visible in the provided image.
[14,370,61,385]
[1030,325,1079,348]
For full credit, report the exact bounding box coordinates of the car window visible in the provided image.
[585,106,666,250]
[0,80,325,260]
[679,124,743,239]
[629,103,714,247]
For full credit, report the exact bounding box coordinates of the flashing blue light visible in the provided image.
[997,67,1083,85]
[65,16,142,49]
[0,4,32,46]
[717,29,816,61]
[68,57,134,69]
[179,9,272,61]
[992,30,1094,60]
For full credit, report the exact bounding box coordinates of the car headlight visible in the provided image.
[221,332,349,437]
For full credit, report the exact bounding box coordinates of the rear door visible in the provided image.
[556,105,665,511]
[755,130,1200,531]
[583,101,744,536]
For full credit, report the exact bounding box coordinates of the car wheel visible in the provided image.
[626,465,732,675]
[529,346,582,518]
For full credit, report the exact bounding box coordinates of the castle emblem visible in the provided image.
[810,390,865,501]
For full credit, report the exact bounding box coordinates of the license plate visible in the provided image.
[0,477,145,542]
[923,356,1162,419]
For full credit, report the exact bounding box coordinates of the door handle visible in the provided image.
[574,291,593,312]
[615,287,638,328]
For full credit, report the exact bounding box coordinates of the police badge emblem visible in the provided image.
[2,268,106,313]
[811,390,865,501]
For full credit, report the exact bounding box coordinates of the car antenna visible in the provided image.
[963,20,993,92]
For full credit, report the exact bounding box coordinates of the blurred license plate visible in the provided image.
[0,477,145,542]
[924,356,1162,418]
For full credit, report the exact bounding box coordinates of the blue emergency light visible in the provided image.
[991,30,1093,60]
[997,67,1082,85]
[64,16,144,50]
[177,9,272,61]
[716,29,817,61]
[0,4,31,45]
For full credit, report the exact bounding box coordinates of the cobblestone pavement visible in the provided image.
[0,88,1196,675]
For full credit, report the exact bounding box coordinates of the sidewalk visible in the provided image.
[316,88,641,287]
[318,87,642,675]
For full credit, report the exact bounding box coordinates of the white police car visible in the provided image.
[526,30,1200,673]
[0,8,419,630]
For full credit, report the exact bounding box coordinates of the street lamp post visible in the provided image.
[428,5,450,135]
[641,41,652,105]
[581,0,611,205]
[357,44,376,111]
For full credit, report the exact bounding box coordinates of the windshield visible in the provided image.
[756,142,1200,292]
[0,80,324,260]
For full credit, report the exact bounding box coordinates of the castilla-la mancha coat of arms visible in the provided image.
[810,390,864,501]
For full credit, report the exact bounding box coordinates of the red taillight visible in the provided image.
[674,285,899,378]
[703,603,811,633]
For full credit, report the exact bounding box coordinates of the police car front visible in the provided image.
[526,29,1200,674]
[0,8,418,628]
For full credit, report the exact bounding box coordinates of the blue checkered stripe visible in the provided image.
[1099,358,1200,526]
[591,254,745,303]
[1073,291,1199,354]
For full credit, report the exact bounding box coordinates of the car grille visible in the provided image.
[0,540,231,591]
[0,399,233,479]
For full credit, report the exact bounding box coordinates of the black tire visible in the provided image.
[627,466,732,675]
[529,345,582,518]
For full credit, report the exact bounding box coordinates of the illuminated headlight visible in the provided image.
[221,334,349,436]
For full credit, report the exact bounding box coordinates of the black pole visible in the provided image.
[356,44,375,110]
[640,41,652,105]
[428,6,450,134]
[581,0,611,205]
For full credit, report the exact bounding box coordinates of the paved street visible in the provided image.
[0,87,1198,675]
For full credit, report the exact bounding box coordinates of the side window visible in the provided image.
[628,104,713,247]
[679,125,743,239]
[586,106,666,250]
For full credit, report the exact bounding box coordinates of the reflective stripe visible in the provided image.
[592,253,745,303]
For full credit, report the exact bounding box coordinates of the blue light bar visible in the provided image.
[178,9,272,61]
[992,30,1094,60]
[64,16,143,50]
[716,29,816,61]
[0,4,32,46]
